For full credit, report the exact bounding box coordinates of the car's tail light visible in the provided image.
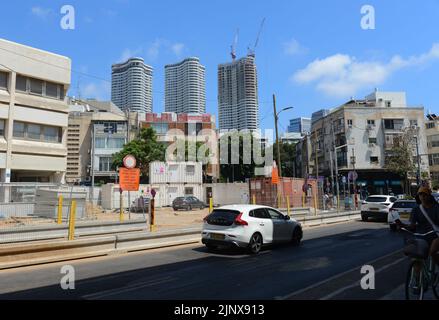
[234,212,248,226]
[203,214,210,222]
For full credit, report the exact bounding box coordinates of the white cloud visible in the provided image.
[283,38,307,56]
[146,39,187,61]
[81,82,111,100]
[31,6,53,19]
[292,43,439,98]
[171,43,185,57]
[119,48,143,62]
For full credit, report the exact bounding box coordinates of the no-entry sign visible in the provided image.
[119,168,140,191]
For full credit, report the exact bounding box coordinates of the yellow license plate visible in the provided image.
[210,233,225,240]
[370,208,379,211]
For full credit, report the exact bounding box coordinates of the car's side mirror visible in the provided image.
[284,215,290,220]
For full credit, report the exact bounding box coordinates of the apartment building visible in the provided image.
[111,57,153,114]
[426,113,439,186]
[218,55,259,130]
[0,39,71,183]
[307,90,429,195]
[165,57,206,114]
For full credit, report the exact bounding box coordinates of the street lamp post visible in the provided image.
[272,94,293,178]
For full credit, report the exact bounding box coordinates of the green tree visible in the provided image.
[268,141,297,178]
[112,127,165,181]
[385,131,416,194]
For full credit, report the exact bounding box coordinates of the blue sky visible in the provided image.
[1,0,439,133]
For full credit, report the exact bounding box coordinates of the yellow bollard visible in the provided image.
[278,193,281,209]
[120,191,124,222]
[68,200,77,241]
[252,195,256,205]
[302,192,305,208]
[286,196,291,216]
[57,195,63,225]
[313,188,318,216]
[209,198,213,213]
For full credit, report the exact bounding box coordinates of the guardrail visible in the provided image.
[0,219,149,244]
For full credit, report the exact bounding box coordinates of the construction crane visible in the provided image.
[231,28,239,61]
[248,18,266,57]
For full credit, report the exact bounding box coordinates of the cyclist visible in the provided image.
[396,186,439,267]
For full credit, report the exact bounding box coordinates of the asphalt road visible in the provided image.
[0,220,411,300]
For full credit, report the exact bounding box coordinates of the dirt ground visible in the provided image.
[0,205,210,231]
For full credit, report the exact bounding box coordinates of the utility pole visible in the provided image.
[351,148,358,210]
[331,122,340,210]
[414,128,421,185]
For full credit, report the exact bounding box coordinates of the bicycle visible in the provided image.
[401,228,439,300]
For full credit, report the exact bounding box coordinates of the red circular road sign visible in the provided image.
[123,155,136,169]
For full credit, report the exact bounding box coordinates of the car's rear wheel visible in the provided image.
[248,233,263,254]
[187,205,192,211]
[389,224,397,232]
[291,227,303,246]
[361,213,368,222]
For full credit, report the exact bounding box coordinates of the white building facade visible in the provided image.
[0,39,71,183]
[111,57,153,114]
[165,57,206,114]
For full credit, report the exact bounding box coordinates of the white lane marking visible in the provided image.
[82,276,175,300]
[320,256,406,300]
[275,250,404,300]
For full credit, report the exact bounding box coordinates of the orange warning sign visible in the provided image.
[119,168,140,191]
[271,162,279,185]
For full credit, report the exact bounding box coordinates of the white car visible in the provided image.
[201,205,303,254]
[388,199,417,231]
[361,195,398,222]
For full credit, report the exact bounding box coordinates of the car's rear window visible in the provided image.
[392,201,417,209]
[365,197,388,203]
[206,209,240,226]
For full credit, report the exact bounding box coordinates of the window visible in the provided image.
[184,187,194,195]
[0,72,8,89]
[30,78,43,95]
[151,123,168,134]
[410,120,418,127]
[45,82,58,98]
[13,121,61,143]
[27,124,41,140]
[426,122,436,129]
[266,208,284,220]
[95,138,106,148]
[186,165,195,175]
[44,126,60,143]
[99,157,112,172]
[251,208,270,219]
[347,119,353,127]
[107,138,125,149]
[367,120,375,126]
[16,75,27,92]
[384,119,404,130]
[370,156,379,164]
[369,138,377,144]
[0,120,4,136]
[385,101,392,107]
[13,122,25,137]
